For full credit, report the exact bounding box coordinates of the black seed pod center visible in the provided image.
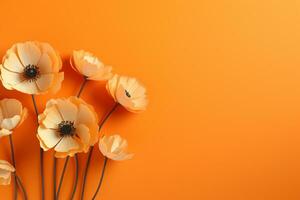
[58,121,75,136]
[24,65,40,80]
[125,90,131,98]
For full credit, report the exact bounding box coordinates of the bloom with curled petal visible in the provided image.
[70,50,112,81]
[0,41,64,94]
[106,75,148,113]
[0,160,15,185]
[99,134,133,161]
[0,99,27,138]
[37,97,99,158]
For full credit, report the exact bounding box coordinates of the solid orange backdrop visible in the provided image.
[0,0,300,199]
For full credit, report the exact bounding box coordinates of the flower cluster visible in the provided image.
[0,41,148,199]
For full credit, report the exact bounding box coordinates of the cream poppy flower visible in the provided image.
[70,50,112,81]
[0,99,27,138]
[0,160,15,185]
[106,75,148,113]
[99,135,133,161]
[37,97,99,158]
[0,41,64,94]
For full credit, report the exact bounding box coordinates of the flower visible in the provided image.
[37,97,99,158]
[106,75,148,113]
[0,41,64,94]
[0,160,15,185]
[70,50,112,81]
[0,99,27,138]
[99,134,133,161]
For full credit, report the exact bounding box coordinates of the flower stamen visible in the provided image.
[58,121,75,137]
[125,90,131,98]
[23,65,40,81]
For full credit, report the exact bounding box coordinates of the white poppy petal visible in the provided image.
[41,106,63,129]
[37,127,61,149]
[54,136,80,152]
[0,129,12,138]
[36,74,54,91]
[3,52,24,73]
[14,80,39,94]
[56,100,78,122]
[37,53,52,74]
[17,42,42,66]
[1,115,20,130]
[75,124,90,150]
[0,99,22,118]
[0,68,24,86]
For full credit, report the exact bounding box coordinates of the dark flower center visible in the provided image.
[24,64,40,81]
[58,121,75,136]
[125,90,131,98]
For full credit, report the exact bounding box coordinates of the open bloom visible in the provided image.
[99,134,133,161]
[0,41,64,94]
[0,160,15,185]
[70,50,112,81]
[0,99,27,138]
[106,75,148,113]
[37,97,99,158]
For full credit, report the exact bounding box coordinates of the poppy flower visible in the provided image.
[71,50,112,81]
[106,75,148,113]
[0,99,27,138]
[37,97,99,158]
[0,160,15,185]
[0,41,64,94]
[99,134,133,161]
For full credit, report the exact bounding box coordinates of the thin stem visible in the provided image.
[52,78,88,200]
[31,94,45,200]
[98,103,119,131]
[39,148,45,199]
[80,147,93,200]
[53,156,57,200]
[91,157,108,200]
[56,156,69,199]
[9,135,17,200]
[77,77,88,97]
[16,174,28,200]
[31,94,39,117]
[80,103,119,200]
[70,155,79,200]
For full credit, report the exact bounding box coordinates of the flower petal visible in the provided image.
[1,115,20,130]
[37,53,52,74]
[37,127,61,150]
[49,72,64,93]
[36,74,54,92]
[17,42,41,66]
[54,136,80,152]
[56,99,78,122]
[0,160,15,172]
[0,99,22,118]
[75,124,90,151]
[0,68,24,86]
[0,129,12,138]
[13,80,39,94]
[40,106,63,129]
[3,52,24,73]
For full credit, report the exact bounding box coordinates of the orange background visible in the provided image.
[0,0,300,199]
